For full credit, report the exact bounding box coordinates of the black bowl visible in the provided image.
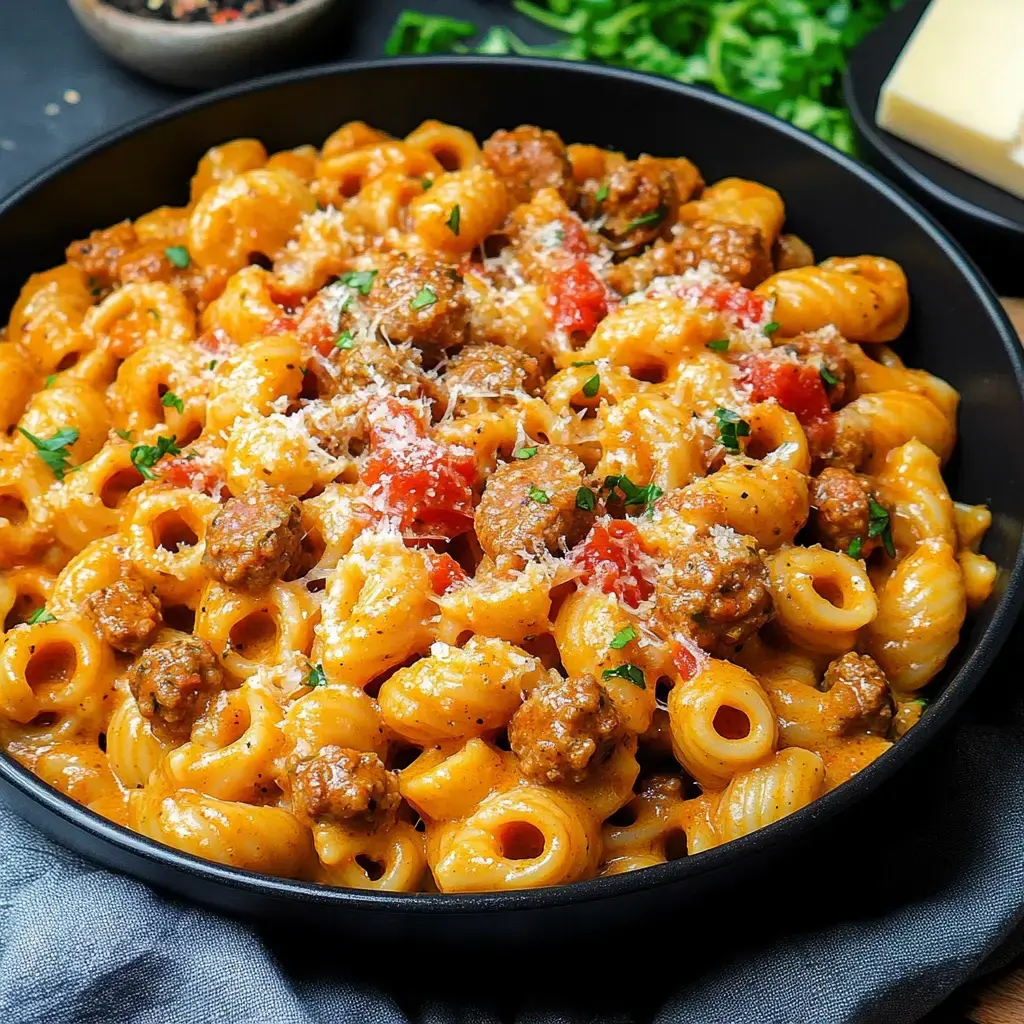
[1,58,1023,943]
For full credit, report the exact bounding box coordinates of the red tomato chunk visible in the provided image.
[161,456,224,496]
[570,521,653,607]
[740,354,834,451]
[425,552,469,594]
[548,261,609,339]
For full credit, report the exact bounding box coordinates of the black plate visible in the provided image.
[1,58,1023,942]
[844,0,1024,295]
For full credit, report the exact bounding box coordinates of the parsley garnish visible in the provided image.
[604,474,663,509]
[165,245,190,269]
[868,496,896,558]
[595,182,610,204]
[306,662,327,688]
[528,486,549,504]
[411,285,437,310]
[603,664,646,689]
[27,606,57,625]
[446,204,461,235]
[44,374,57,389]
[846,536,863,560]
[820,365,841,387]
[582,373,601,398]
[763,321,780,336]
[207,360,218,371]
[336,330,355,350]
[340,269,377,295]
[421,177,434,191]
[130,435,181,481]
[571,360,595,367]
[115,428,134,441]
[706,339,730,352]
[514,447,538,460]
[623,206,667,234]
[610,625,636,650]
[576,486,595,511]
[161,391,184,414]
[19,427,78,481]
[713,408,750,453]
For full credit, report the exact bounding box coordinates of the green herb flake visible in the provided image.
[605,474,663,509]
[706,339,730,353]
[763,321,781,336]
[610,625,637,650]
[446,204,461,236]
[713,407,751,453]
[339,269,378,296]
[602,664,646,689]
[571,360,595,367]
[623,205,667,234]
[581,373,601,398]
[868,496,896,558]
[207,360,218,371]
[43,374,58,389]
[820,365,841,387]
[130,435,181,481]
[165,245,190,269]
[594,182,610,204]
[27,606,57,626]
[528,486,550,504]
[411,285,437,311]
[114,428,134,442]
[575,486,596,511]
[306,662,327,688]
[161,391,184,414]
[18,426,79,481]
[514,446,538,460]
[336,330,356,350]
[421,177,434,191]
[846,536,863,560]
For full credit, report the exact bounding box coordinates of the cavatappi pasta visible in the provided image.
[0,121,996,893]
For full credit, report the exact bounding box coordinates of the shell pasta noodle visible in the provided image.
[0,118,997,894]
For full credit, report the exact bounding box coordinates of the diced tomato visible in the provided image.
[669,639,703,681]
[295,289,346,356]
[196,327,234,355]
[557,216,593,259]
[265,316,299,336]
[361,397,476,540]
[161,456,225,496]
[212,9,242,22]
[548,260,609,339]
[569,521,654,608]
[672,278,769,328]
[425,552,468,594]
[740,354,835,452]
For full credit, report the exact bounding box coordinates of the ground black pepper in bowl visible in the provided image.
[101,0,303,23]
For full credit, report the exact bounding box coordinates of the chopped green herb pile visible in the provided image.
[386,1,905,153]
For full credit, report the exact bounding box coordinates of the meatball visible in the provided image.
[131,636,223,742]
[66,221,138,290]
[85,567,162,653]
[444,343,544,403]
[809,469,874,555]
[777,330,855,405]
[359,251,469,352]
[606,220,772,295]
[475,445,594,569]
[582,156,678,257]
[822,652,893,735]
[290,746,400,829]
[482,125,577,207]
[655,526,773,656]
[773,233,815,272]
[203,486,304,590]
[334,335,441,405]
[509,672,623,785]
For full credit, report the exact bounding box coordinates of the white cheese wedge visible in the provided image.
[876,0,1024,200]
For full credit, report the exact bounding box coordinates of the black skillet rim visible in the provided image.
[1,55,1022,916]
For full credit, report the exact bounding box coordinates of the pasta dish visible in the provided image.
[0,120,997,892]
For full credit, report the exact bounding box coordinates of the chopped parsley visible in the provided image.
[446,204,461,236]
[623,205,667,234]
[18,427,79,481]
[207,359,218,371]
[867,496,896,558]
[594,182,610,204]
[27,606,57,625]
[130,435,181,481]
[603,663,646,689]
[846,536,863,560]
[820,365,841,387]
[411,285,437,310]
[161,391,184,414]
[763,321,780,336]
[514,446,538,460]
[713,407,750,453]
[165,245,190,269]
[575,486,596,511]
[421,177,434,190]
[604,474,663,509]
[44,374,57,389]
[571,360,595,367]
[339,269,377,295]
[115,428,134,441]
[610,625,636,650]
[581,373,601,398]
[336,330,356,350]
[528,486,549,504]
[306,662,327,688]
[706,338,730,352]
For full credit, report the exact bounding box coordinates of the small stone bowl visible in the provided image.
[66,0,346,90]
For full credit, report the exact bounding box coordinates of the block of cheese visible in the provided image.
[876,0,1024,200]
